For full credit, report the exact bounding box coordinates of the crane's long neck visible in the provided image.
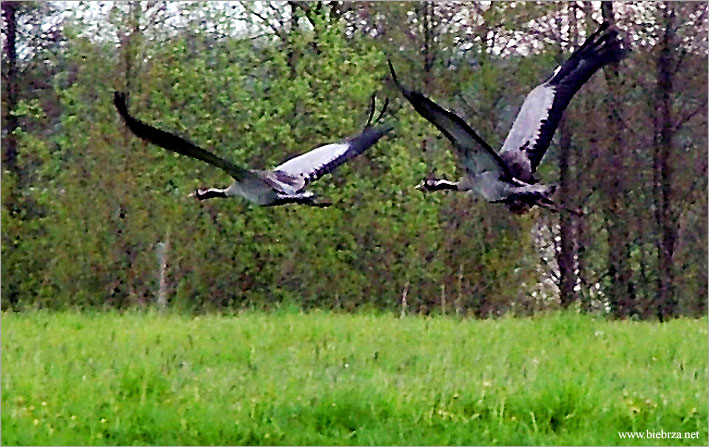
[418,178,461,192]
[193,186,229,200]
[436,179,460,190]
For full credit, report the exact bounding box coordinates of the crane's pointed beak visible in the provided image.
[188,188,206,200]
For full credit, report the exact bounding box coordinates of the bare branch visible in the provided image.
[674,6,708,73]
[676,158,708,218]
[538,253,561,284]
[246,5,285,39]
[142,1,166,31]
[673,97,708,133]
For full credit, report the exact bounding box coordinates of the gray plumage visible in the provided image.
[499,22,627,182]
[113,92,391,207]
[390,22,625,214]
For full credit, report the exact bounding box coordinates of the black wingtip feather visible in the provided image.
[547,22,626,86]
[113,91,129,120]
[111,90,249,180]
[374,97,389,125]
[572,21,610,55]
[388,60,404,92]
[366,93,377,127]
[520,22,627,175]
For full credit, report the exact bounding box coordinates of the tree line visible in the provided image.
[2,1,706,319]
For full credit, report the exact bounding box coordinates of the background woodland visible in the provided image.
[2,1,707,319]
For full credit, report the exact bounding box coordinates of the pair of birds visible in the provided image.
[114,22,625,214]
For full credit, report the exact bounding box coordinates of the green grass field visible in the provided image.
[2,311,707,445]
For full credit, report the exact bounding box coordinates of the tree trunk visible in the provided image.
[156,238,170,310]
[123,2,142,94]
[654,2,678,320]
[575,0,599,313]
[418,2,438,178]
[286,2,300,79]
[117,2,143,305]
[601,2,635,317]
[557,4,578,308]
[421,1,436,86]
[2,2,21,307]
[2,2,19,172]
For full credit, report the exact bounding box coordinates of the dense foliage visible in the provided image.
[2,2,707,318]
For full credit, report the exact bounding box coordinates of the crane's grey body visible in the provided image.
[468,172,551,203]
[198,171,315,206]
[436,171,555,214]
[392,22,625,214]
[113,92,391,207]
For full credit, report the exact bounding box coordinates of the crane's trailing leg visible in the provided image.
[535,196,584,216]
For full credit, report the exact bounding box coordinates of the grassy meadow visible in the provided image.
[1,311,707,445]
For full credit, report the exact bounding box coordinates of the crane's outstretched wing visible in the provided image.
[389,61,512,181]
[113,91,253,181]
[274,96,392,187]
[499,22,626,181]
[274,127,391,188]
